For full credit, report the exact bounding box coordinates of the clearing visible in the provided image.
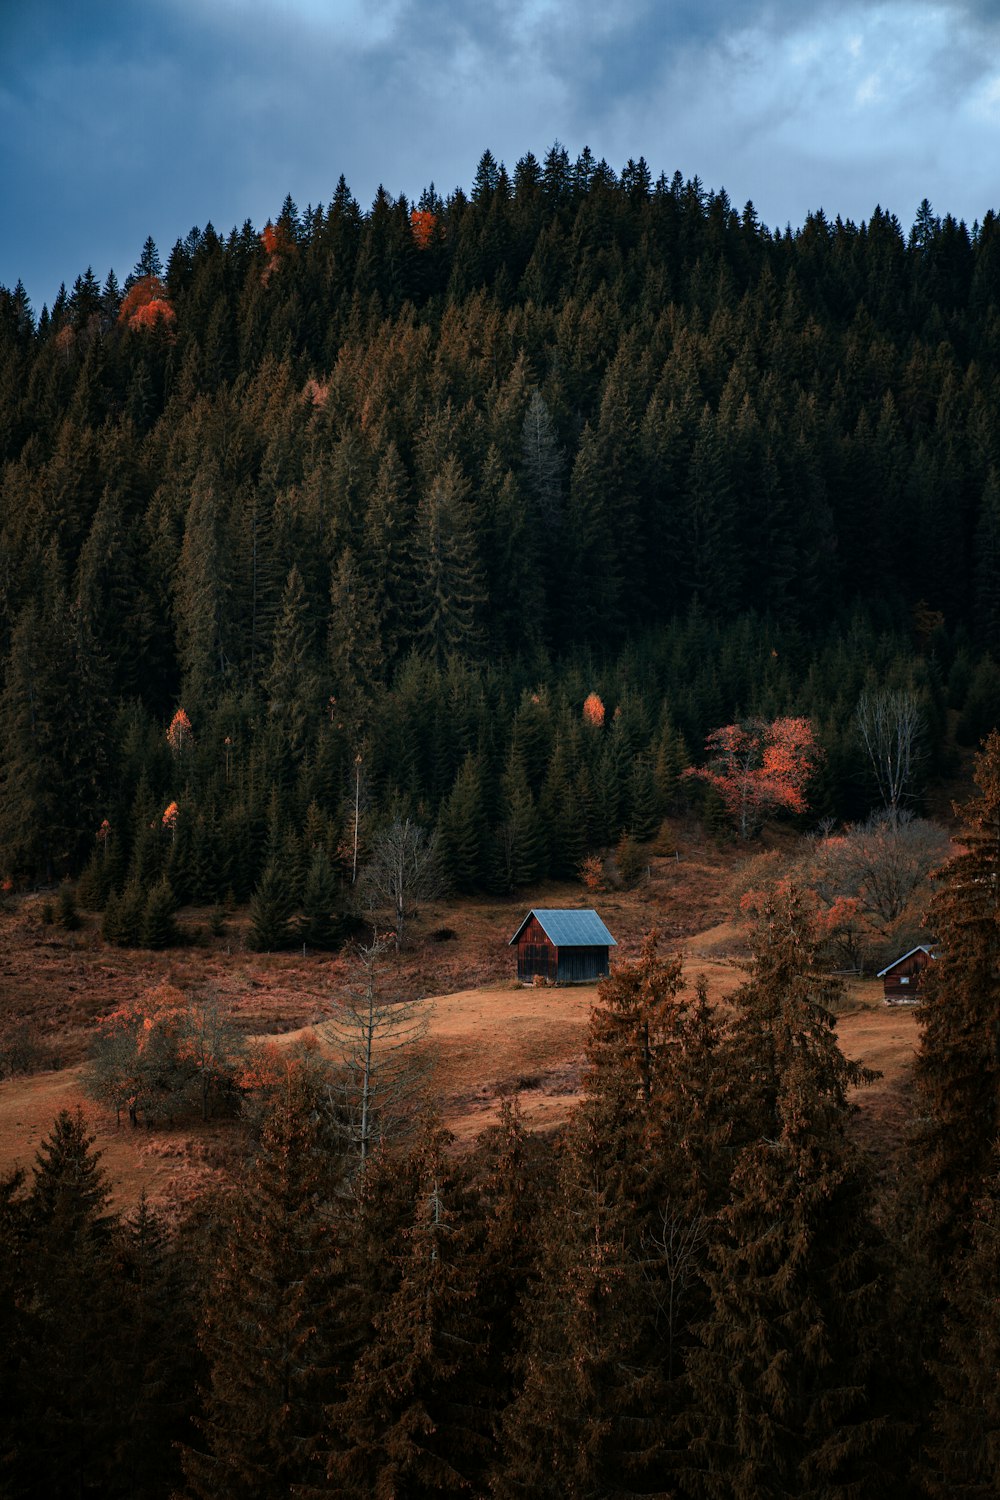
[0,825,922,1211]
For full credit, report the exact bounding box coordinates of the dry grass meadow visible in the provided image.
[0,823,922,1212]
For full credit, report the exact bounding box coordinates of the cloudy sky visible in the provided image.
[3,0,999,312]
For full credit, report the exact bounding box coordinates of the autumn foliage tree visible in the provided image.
[686,716,820,838]
[85,984,243,1126]
[117,274,175,331]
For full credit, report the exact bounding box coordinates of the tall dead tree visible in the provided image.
[320,935,430,1167]
[359,816,442,948]
[856,687,923,815]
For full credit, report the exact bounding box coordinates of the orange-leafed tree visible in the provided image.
[166,707,193,757]
[409,208,438,249]
[687,716,820,839]
[582,691,605,728]
[85,984,243,1126]
[118,275,175,331]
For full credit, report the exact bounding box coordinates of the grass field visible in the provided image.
[0,824,923,1210]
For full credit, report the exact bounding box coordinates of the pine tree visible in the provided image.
[8,1110,126,1498]
[408,457,485,663]
[520,388,564,526]
[685,889,892,1500]
[299,845,343,949]
[925,1155,1000,1498]
[175,468,232,710]
[248,860,296,951]
[493,751,543,892]
[181,1073,347,1499]
[914,729,1000,1266]
[974,468,1000,652]
[437,752,491,891]
[140,875,178,949]
[328,546,385,734]
[498,938,715,1498]
[323,1128,487,1496]
[263,564,324,763]
[110,1194,196,1500]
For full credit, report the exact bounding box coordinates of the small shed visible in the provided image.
[877,945,935,1004]
[509,908,617,984]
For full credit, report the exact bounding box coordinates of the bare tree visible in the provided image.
[359,816,443,948]
[856,687,924,815]
[837,810,950,933]
[319,934,430,1167]
[642,1202,708,1385]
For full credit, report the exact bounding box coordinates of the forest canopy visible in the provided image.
[1,147,999,894]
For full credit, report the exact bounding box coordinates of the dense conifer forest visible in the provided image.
[3,145,1000,906]
[4,147,1000,1496]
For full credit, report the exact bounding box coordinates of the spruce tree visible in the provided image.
[685,890,892,1500]
[181,1074,347,1499]
[498,937,714,1498]
[140,874,178,948]
[248,860,296,951]
[925,1155,1000,1498]
[914,729,1000,1267]
[299,845,343,949]
[323,1128,487,1497]
[408,457,485,663]
[8,1110,126,1498]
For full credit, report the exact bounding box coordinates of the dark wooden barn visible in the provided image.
[509,908,617,984]
[877,945,935,1004]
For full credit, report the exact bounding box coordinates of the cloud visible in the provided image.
[2,0,1000,312]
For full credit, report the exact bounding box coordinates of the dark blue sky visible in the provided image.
[4,0,1000,314]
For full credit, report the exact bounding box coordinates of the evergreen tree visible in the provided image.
[110,1194,197,1500]
[7,1110,126,1498]
[263,564,324,763]
[140,875,178,949]
[685,890,892,1500]
[925,1156,1000,1498]
[520,387,564,526]
[182,1073,347,1499]
[437,752,491,891]
[323,1128,487,1496]
[299,845,343,949]
[914,730,1000,1266]
[248,860,296,951]
[408,457,485,662]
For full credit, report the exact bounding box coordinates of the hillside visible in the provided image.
[0,825,922,1209]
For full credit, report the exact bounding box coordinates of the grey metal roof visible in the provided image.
[508,908,617,948]
[876,945,935,978]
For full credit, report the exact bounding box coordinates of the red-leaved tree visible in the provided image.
[118,275,176,332]
[686,716,820,839]
[409,208,438,248]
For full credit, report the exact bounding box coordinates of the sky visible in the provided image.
[3,0,1000,313]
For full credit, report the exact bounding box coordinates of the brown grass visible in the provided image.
[0,823,923,1208]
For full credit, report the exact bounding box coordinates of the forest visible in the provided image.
[2,145,1000,912]
[3,144,1000,1495]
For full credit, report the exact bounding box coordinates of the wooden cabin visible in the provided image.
[509,908,617,984]
[877,945,935,1004]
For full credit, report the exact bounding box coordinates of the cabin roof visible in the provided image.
[508,908,618,949]
[876,945,935,978]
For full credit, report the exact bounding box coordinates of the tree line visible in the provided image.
[3,146,1000,892]
[4,732,1000,1497]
